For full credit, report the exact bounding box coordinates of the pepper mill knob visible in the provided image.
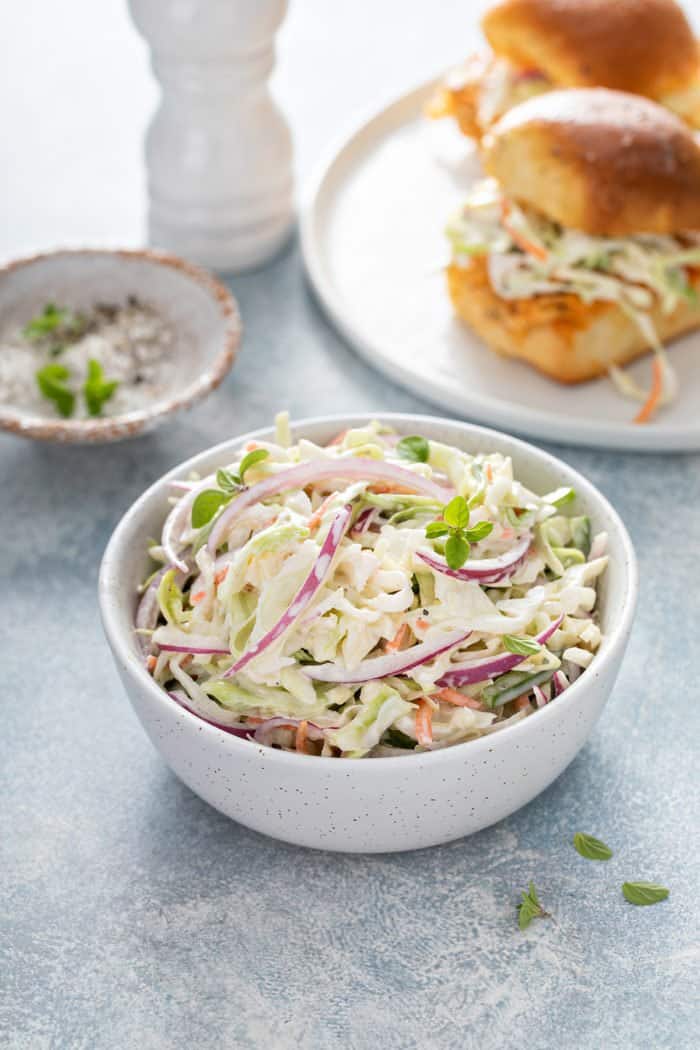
[128,0,294,273]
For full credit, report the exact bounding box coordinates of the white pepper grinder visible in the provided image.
[128,0,294,273]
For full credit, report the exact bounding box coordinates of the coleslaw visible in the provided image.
[448,178,700,418]
[136,414,607,758]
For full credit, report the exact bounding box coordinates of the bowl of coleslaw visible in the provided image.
[99,413,637,852]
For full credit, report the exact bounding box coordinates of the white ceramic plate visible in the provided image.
[301,79,700,452]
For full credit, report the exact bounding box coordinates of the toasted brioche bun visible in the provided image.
[482,89,700,236]
[447,257,700,383]
[483,0,699,100]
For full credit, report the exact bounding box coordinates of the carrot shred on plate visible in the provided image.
[295,720,309,754]
[434,686,487,711]
[415,699,433,746]
[244,441,259,452]
[634,357,664,424]
[485,463,494,483]
[146,655,157,673]
[385,623,411,652]
[514,695,531,711]
[415,618,431,632]
[214,567,229,586]
[501,200,548,262]
[326,429,348,447]
[190,590,206,605]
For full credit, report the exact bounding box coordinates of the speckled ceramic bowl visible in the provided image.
[99,414,638,852]
[0,248,241,443]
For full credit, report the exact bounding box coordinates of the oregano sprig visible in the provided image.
[425,495,494,570]
[517,882,549,930]
[192,448,270,528]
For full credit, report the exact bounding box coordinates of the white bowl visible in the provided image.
[99,414,638,853]
[0,248,241,443]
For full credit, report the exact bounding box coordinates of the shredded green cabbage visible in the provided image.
[141,422,608,757]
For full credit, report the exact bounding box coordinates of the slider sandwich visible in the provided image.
[432,0,700,139]
[446,88,700,419]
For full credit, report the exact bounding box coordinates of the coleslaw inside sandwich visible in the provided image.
[447,177,700,419]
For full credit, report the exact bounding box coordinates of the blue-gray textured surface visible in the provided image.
[2,2,700,1048]
[3,240,700,1050]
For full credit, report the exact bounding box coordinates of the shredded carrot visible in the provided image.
[425,88,454,120]
[367,482,415,494]
[434,686,487,711]
[514,695,531,711]
[190,590,206,605]
[385,623,411,652]
[146,655,157,673]
[501,527,514,540]
[634,357,664,424]
[501,200,548,262]
[181,654,193,668]
[485,463,493,483]
[214,567,229,586]
[308,494,336,531]
[415,618,431,632]
[326,429,348,447]
[244,441,258,451]
[295,720,309,754]
[415,699,433,746]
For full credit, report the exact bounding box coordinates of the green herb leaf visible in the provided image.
[622,882,669,906]
[238,448,269,481]
[517,882,547,930]
[23,303,67,340]
[191,489,229,528]
[503,635,542,657]
[35,363,75,418]
[443,496,470,530]
[216,468,241,493]
[83,358,119,417]
[465,520,494,543]
[445,533,470,570]
[396,434,430,463]
[573,832,613,861]
[543,486,576,507]
[425,521,449,539]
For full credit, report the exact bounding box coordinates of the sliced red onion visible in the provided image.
[207,457,451,554]
[588,533,608,561]
[416,532,531,584]
[303,628,472,684]
[159,642,230,655]
[167,691,254,738]
[552,670,569,696]
[135,567,168,640]
[437,615,564,687]
[162,476,214,572]
[253,716,331,748]
[351,506,378,536]
[532,684,548,708]
[135,565,189,657]
[224,503,353,678]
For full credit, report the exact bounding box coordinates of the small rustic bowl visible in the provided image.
[0,248,241,443]
[99,414,638,853]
